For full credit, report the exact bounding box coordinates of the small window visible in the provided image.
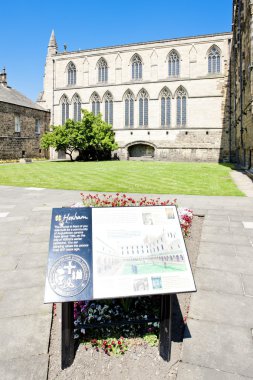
[73,95,82,121]
[138,89,149,127]
[208,46,221,74]
[91,93,101,116]
[124,90,134,127]
[168,50,180,77]
[61,95,70,124]
[104,92,113,125]
[98,58,108,83]
[15,115,21,132]
[176,87,187,127]
[160,88,171,127]
[131,54,142,80]
[67,62,76,85]
[35,119,41,134]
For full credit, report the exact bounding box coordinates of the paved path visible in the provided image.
[0,170,252,379]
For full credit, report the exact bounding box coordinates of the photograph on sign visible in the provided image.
[92,205,196,299]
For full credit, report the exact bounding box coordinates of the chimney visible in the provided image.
[0,68,7,86]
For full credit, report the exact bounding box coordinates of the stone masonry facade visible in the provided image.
[0,101,50,159]
[228,0,253,168]
[38,31,232,162]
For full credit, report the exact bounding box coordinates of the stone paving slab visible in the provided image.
[18,225,50,235]
[202,225,230,234]
[0,314,51,360]
[203,214,230,222]
[189,289,253,327]
[0,267,45,290]
[202,220,231,227]
[241,274,253,296]
[177,362,250,380]
[0,204,16,209]
[197,253,253,274]
[207,209,244,216]
[0,216,27,223]
[230,215,253,222]
[28,232,50,243]
[17,253,47,269]
[0,354,49,380]
[201,232,251,245]
[194,268,243,295]
[0,255,20,270]
[0,234,30,246]
[182,319,253,378]
[0,287,51,318]
[235,245,253,257]
[199,242,236,256]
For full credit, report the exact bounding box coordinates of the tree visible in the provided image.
[40,110,118,161]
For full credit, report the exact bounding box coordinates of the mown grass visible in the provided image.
[0,161,243,196]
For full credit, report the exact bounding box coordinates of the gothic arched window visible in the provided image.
[138,89,149,127]
[67,62,76,85]
[98,58,108,82]
[208,46,221,73]
[176,87,187,126]
[124,90,134,127]
[61,95,69,124]
[73,94,82,122]
[91,92,101,116]
[104,92,113,125]
[160,88,171,127]
[168,50,180,77]
[131,54,142,80]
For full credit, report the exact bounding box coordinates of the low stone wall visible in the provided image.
[115,127,229,162]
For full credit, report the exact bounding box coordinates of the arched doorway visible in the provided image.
[128,144,155,158]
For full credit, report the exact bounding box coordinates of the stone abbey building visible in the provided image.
[38,31,232,162]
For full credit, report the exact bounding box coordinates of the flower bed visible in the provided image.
[73,193,193,355]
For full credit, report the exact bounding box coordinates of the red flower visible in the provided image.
[118,340,122,345]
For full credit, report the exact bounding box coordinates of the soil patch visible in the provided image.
[48,215,203,380]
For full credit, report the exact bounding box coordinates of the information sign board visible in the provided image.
[44,206,196,303]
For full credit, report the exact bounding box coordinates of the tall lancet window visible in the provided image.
[98,58,108,82]
[91,93,101,116]
[73,94,82,122]
[168,50,180,77]
[138,89,149,127]
[67,62,76,85]
[131,54,142,80]
[104,92,113,125]
[208,46,221,73]
[160,88,171,127]
[61,95,69,124]
[176,87,187,126]
[124,90,134,127]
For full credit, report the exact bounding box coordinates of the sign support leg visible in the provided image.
[159,294,172,361]
[61,302,75,369]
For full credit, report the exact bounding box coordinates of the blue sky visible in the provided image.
[1,0,233,101]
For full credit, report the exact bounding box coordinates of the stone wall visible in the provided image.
[0,102,50,159]
[229,0,253,168]
[115,128,228,161]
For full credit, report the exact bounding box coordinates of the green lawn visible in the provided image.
[0,161,244,196]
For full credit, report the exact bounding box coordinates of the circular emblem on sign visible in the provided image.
[49,255,90,297]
